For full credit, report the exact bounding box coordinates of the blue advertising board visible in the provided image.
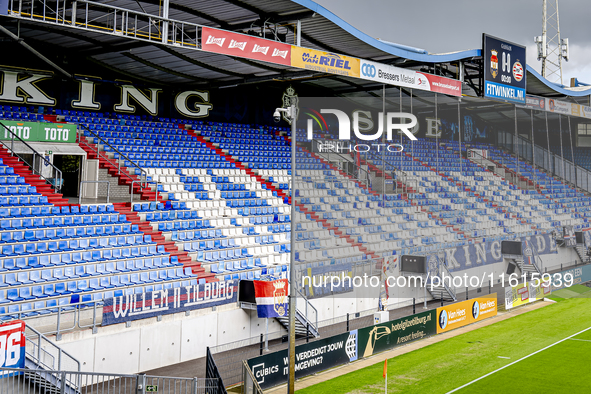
[483,34,526,104]
[102,280,238,325]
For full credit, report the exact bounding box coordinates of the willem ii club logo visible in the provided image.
[490,49,499,79]
[273,280,287,317]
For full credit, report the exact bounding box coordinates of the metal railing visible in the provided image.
[362,149,418,195]
[25,324,81,373]
[466,148,534,190]
[311,139,373,189]
[0,368,220,394]
[242,360,264,394]
[77,123,151,193]
[8,0,202,50]
[436,258,457,301]
[295,287,318,336]
[499,131,591,194]
[0,121,63,192]
[79,180,111,204]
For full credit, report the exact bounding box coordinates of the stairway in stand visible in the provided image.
[78,135,161,202]
[187,130,291,204]
[0,146,69,206]
[111,202,216,282]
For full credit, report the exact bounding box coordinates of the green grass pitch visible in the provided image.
[298,290,591,393]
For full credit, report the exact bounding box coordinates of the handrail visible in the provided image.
[0,120,63,192]
[362,149,417,194]
[25,324,81,372]
[438,258,456,300]
[242,360,264,394]
[501,130,591,194]
[311,139,373,188]
[296,287,318,336]
[77,123,149,189]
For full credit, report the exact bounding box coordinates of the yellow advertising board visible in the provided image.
[504,281,551,310]
[291,46,360,77]
[436,294,498,334]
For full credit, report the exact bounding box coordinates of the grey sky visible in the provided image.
[314,0,591,85]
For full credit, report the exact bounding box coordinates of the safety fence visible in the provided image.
[0,368,220,394]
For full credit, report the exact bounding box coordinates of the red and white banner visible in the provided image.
[201,27,291,66]
[359,59,462,97]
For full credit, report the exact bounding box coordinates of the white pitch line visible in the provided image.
[570,338,591,343]
[445,326,591,394]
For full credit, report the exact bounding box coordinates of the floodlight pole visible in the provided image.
[288,102,297,394]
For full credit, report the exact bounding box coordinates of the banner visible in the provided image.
[443,234,556,272]
[504,281,551,310]
[483,34,526,104]
[436,294,497,334]
[291,47,360,78]
[0,320,25,377]
[247,331,357,389]
[358,60,461,97]
[299,263,353,299]
[201,27,291,66]
[253,279,289,318]
[102,280,237,325]
[553,264,591,291]
[1,120,77,143]
[584,229,591,248]
[358,310,436,358]
[246,297,502,389]
[564,225,576,247]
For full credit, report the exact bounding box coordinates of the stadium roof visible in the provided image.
[0,0,589,101]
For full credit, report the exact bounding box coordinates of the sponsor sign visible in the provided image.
[299,263,353,299]
[247,331,357,389]
[359,60,462,97]
[1,120,76,143]
[524,95,546,110]
[102,280,237,325]
[524,95,591,120]
[505,281,550,310]
[483,34,526,104]
[291,47,360,77]
[468,149,488,159]
[201,27,291,66]
[547,99,571,115]
[553,264,591,291]
[436,295,497,334]
[0,320,26,377]
[357,310,436,358]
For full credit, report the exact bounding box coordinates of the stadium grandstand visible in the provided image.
[0,0,589,392]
